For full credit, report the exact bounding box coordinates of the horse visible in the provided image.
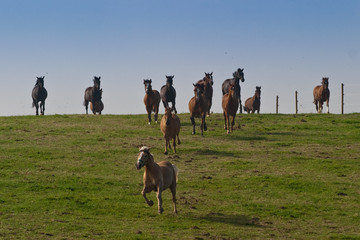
[188,83,209,136]
[160,75,177,113]
[143,79,161,124]
[136,146,179,214]
[244,86,261,114]
[90,89,104,114]
[222,83,239,134]
[313,77,330,113]
[84,76,101,114]
[31,76,48,115]
[222,68,245,113]
[196,72,214,116]
[160,107,181,154]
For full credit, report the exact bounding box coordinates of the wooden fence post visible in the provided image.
[295,91,298,114]
[276,95,279,114]
[341,83,344,114]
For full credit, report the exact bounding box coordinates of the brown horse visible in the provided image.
[136,146,179,214]
[222,83,239,134]
[244,86,261,114]
[160,107,181,154]
[84,76,101,114]
[143,79,161,124]
[196,72,213,116]
[188,83,208,136]
[31,76,48,115]
[313,77,330,113]
[222,68,245,113]
[90,89,104,114]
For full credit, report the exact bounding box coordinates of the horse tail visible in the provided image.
[172,164,179,183]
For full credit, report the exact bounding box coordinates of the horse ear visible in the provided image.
[193,83,196,86]
[149,79,152,83]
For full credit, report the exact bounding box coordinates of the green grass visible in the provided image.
[0,113,359,239]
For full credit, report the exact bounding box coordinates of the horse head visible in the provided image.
[143,79,152,94]
[36,76,45,88]
[165,75,174,87]
[136,146,151,170]
[164,107,172,126]
[204,72,214,86]
[233,68,245,82]
[255,86,261,98]
[229,83,238,99]
[193,83,204,102]
[322,78,329,90]
[93,76,101,89]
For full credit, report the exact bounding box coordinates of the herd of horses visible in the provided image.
[29,70,331,214]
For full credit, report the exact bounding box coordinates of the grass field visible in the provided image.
[0,113,359,239]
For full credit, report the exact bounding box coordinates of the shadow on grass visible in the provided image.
[194,149,238,158]
[198,212,263,227]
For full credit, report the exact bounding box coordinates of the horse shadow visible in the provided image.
[198,212,263,227]
[194,149,238,158]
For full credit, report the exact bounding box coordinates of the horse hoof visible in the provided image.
[148,122,151,125]
[148,200,154,206]
[158,208,164,214]
[192,131,195,135]
[164,152,168,155]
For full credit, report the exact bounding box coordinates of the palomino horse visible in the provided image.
[222,68,245,113]
[84,76,101,114]
[136,146,178,214]
[90,89,104,114]
[160,107,181,154]
[222,83,239,134]
[196,72,214,116]
[160,75,177,113]
[32,76,48,115]
[143,79,161,124]
[188,83,208,136]
[244,86,261,114]
[313,77,330,113]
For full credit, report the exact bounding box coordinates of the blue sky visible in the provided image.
[1,0,359,116]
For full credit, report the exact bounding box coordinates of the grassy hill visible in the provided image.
[0,113,359,239]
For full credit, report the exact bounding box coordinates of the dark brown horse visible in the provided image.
[196,72,213,116]
[222,68,245,113]
[90,89,104,114]
[32,76,48,115]
[313,77,330,113]
[188,83,208,136]
[244,86,261,114]
[143,79,161,124]
[222,83,239,134]
[84,76,101,114]
[160,75,177,113]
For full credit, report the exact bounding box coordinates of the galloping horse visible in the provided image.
[90,88,104,115]
[188,83,209,136]
[244,86,261,114]
[160,75,177,113]
[84,76,101,114]
[32,76,48,115]
[222,83,239,134]
[196,72,214,116]
[143,79,161,124]
[222,68,245,113]
[313,77,330,113]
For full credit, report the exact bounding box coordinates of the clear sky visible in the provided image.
[1,0,359,116]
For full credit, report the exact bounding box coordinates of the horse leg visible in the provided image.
[34,101,39,116]
[314,100,318,113]
[190,116,196,134]
[164,137,169,155]
[40,101,45,115]
[172,100,177,114]
[326,99,329,114]
[227,113,231,134]
[173,137,176,153]
[239,99,243,113]
[147,108,152,125]
[177,133,181,145]
[319,102,323,113]
[200,114,206,136]
[223,112,227,130]
[170,185,177,214]
[157,187,164,214]
[84,101,89,114]
[231,115,236,132]
[142,187,154,207]
[154,106,159,123]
